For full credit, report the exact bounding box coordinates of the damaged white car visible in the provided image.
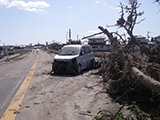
[52,44,94,74]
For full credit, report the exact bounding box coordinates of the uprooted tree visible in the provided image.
[84,0,160,115]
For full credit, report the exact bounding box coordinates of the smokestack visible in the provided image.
[69,29,71,40]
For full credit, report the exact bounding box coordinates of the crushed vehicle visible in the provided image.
[52,44,95,74]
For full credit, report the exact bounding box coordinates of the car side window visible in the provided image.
[85,46,89,54]
[81,47,85,55]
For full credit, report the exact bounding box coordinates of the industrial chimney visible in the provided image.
[69,29,71,40]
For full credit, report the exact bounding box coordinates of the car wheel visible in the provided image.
[89,59,95,69]
[92,59,95,68]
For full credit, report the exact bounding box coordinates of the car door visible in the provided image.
[88,46,93,63]
[84,46,90,65]
[79,46,87,69]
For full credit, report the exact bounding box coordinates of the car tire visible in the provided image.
[89,59,95,69]
[92,58,95,68]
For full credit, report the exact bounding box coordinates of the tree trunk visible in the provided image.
[132,67,160,92]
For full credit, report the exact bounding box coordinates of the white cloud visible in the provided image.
[0,0,50,13]
[95,1,99,4]
[25,7,37,12]
[95,0,107,6]
[70,14,73,17]
[0,0,9,5]
[108,5,121,11]
[38,9,44,12]
[114,7,121,11]
[67,6,72,9]
[103,2,107,6]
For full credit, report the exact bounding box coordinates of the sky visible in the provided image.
[0,0,160,46]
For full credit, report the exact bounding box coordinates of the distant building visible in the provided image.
[154,35,160,43]
[88,36,111,52]
[135,35,148,44]
[50,43,62,51]
[128,35,157,51]
[128,35,147,44]
[87,34,160,52]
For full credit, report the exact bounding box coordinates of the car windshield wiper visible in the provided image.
[58,54,72,55]
[59,53,77,55]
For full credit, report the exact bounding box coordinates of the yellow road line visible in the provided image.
[1,51,39,120]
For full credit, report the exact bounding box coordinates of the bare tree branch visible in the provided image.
[111,32,126,43]
[136,18,145,24]
[81,32,103,40]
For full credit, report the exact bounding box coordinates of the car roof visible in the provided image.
[63,44,90,48]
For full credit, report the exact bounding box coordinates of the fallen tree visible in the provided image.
[98,26,160,93]
[83,0,160,118]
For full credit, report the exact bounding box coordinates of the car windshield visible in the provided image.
[58,46,80,55]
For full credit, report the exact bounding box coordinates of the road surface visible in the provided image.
[0,50,37,118]
[0,49,128,120]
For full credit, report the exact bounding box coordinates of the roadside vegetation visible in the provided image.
[0,49,31,61]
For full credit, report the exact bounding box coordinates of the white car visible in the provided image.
[52,44,94,74]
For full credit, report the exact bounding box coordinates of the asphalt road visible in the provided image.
[0,49,37,118]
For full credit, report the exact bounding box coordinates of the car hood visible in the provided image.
[53,54,78,61]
